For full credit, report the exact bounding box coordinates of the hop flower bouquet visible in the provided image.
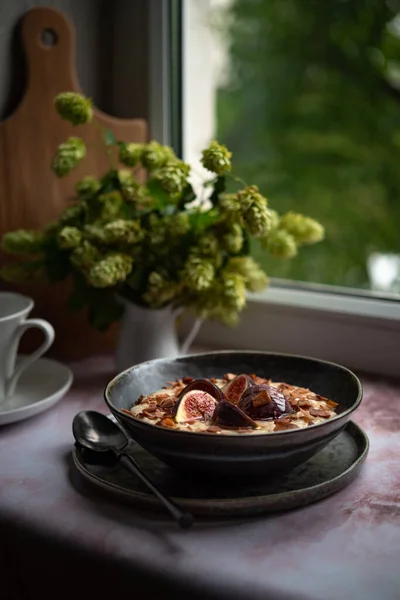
[1,92,324,331]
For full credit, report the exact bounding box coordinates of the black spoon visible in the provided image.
[72,410,194,529]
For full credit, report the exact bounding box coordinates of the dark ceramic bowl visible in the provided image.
[104,351,362,477]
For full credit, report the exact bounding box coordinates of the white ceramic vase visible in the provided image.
[114,298,202,372]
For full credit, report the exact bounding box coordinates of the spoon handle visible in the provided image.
[117,452,194,529]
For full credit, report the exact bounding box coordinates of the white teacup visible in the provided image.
[0,292,55,404]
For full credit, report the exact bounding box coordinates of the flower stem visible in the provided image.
[92,117,116,169]
[226,173,249,188]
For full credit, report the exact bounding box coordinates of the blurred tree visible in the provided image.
[217,0,400,288]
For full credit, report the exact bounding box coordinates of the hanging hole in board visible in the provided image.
[40,28,58,48]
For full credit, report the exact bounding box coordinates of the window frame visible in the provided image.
[151,0,400,377]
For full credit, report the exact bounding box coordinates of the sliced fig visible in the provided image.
[212,399,258,429]
[173,390,218,423]
[222,373,254,405]
[177,378,225,403]
[238,384,292,420]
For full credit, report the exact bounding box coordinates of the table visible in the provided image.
[1,356,400,600]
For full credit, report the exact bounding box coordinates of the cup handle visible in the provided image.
[5,318,55,397]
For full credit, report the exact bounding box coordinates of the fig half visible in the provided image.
[173,390,218,423]
[222,373,254,405]
[239,384,292,420]
[212,399,258,429]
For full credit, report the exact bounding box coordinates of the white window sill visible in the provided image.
[187,282,400,378]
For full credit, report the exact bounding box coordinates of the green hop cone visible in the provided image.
[182,257,214,291]
[0,260,45,283]
[222,223,243,254]
[75,176,101,199]
[118,143,144,167]
[142,271,177,307]
[60,203,85,226]
[88,253,133,288]
[155,160,190,194]
[97,191,123,221]
[221,272,247,312]
[54,92,93,126]
[52,137,86,177]
[196,233,219,257]
[57,226,82,250]
[244,197,272,238]
[103,219,144,245]
[219,309,240,327]
[2,230,45,255]
[226,256,268,293]
[70,241,101,273]
[147,214,166,245]
[167,213,190,238]
[279,212,325,245]
[218,193,242,221]
[83,224,106,245]
[201,141,232,175]
[237,185,265,211]
[268,209,280,230]
[190,234,222,268]
[117,170,147,201]
[141,141,175,171]
[190,283,216,316]
[262,229,298,259]
[188,278,240,326]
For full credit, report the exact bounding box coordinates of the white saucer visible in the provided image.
[0,357,73,426]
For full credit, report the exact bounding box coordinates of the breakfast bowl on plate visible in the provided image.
[104,351,362,477]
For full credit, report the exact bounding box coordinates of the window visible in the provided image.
[148,0,400,375]
[166,0,400,376]
[183,0,400,295]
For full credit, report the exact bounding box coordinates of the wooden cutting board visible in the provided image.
[0,7,147,360]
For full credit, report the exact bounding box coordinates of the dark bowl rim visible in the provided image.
[104,350,363,439]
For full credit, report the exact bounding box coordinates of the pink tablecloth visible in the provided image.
[1,356,400,600]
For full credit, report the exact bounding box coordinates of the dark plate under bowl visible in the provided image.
[104,351,363,477]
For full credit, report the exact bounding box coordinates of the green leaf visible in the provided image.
[87,292,123,331]
[104,129,116,146]
[45,250,72,283]
[100,169,118,192]
[120,203,140,219]
[146,178,173,209]
[126,263,150,293]
[188,208,219,232]
[210,176,226,207]
[162,204,176,216]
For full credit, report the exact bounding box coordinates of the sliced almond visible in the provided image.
[223,372,237,381]
[159,417,175,428]
[309,407,331,418]
[160,397,175,408]
[326,399,339,408]
[274,420,299,431]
